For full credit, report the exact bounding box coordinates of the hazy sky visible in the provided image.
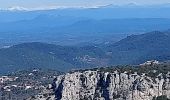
[0,0,170,8]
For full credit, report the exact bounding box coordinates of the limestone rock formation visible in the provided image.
[32,68,170,100]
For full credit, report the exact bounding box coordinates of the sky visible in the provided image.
[0,0,170,9]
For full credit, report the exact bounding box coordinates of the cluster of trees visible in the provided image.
[153,95,170,100]
[85,62,170,78]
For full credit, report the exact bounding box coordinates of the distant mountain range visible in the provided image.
[0,18,170,47]
[1,5,170,46]
[1,3,170,11]
[1,4,170,22]
[1,30,170,74]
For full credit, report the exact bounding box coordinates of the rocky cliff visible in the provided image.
[31,63,170,100]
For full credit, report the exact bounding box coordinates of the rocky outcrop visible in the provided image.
[33,70,170,100]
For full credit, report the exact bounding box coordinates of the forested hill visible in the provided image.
[1,30,170,74]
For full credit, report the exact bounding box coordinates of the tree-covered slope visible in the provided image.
[107,31,170,65]
[1,30,170,74]
[0,42,109,74]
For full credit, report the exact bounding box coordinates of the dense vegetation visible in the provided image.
[0,42,108,74]
[76,62,170,79]
[113,63,170,78]
[153,95,170,100]
[1,30,170,74]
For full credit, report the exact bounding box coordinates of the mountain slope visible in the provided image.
[0,42,109,74]
[107,31,170,64]
[1,30,170,74]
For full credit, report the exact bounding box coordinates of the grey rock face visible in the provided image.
[35,70,170,100]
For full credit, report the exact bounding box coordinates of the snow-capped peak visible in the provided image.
[0,6,29,11]
[0,5,107,12]
[7,6,28,11]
